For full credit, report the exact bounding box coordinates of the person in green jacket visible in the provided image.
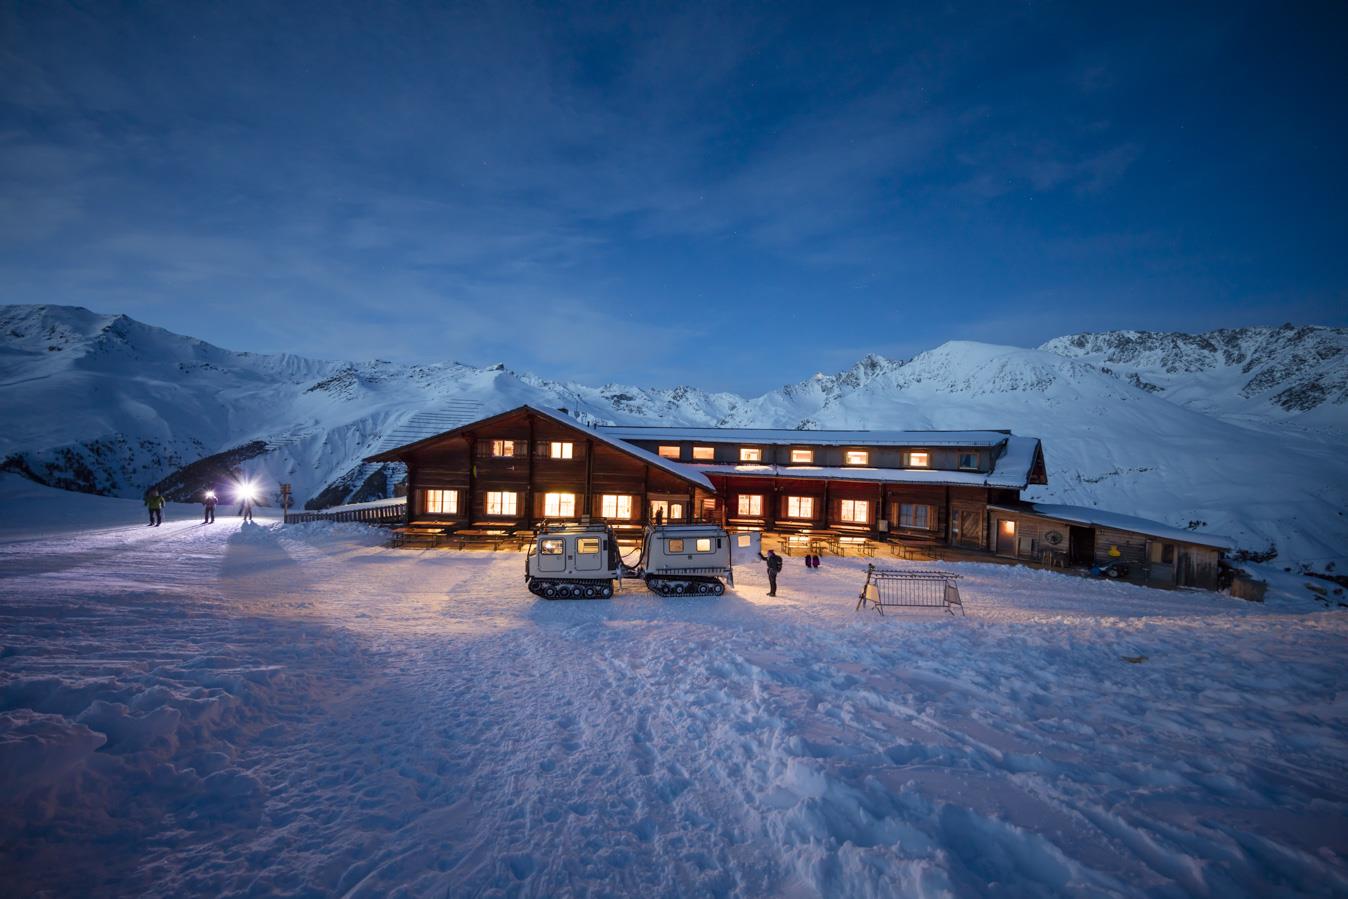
[145,488,166,527]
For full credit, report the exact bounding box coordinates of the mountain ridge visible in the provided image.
[2,304,1345,567]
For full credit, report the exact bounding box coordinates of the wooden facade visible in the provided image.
[368,405,1227,589]
[370,407,712,532]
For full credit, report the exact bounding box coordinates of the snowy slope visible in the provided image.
[2,305,1346,567]
[1040,325,1348,435]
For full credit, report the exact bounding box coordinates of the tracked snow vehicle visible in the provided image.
[524,524,622,598]
[636,524,734,595]
[524,522,738,599]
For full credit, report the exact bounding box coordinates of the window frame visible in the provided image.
[424,488,458,515]
[737,494,763,517]
[844,450,869,466]
[898,502,936,530]
[549,441,574,460]
[957,451,979,471]
[739,446,763,462]
[691,445,716,461]
[904,450,931,468]
[600,494,633,519]
[838,498,869,523]
[789,448,814,464]
[785,495,815,519]
[485,490,518,516]
[543,492,576,518]
[490,439,517,458]
[667,538,685,553]
[657,445,681,460]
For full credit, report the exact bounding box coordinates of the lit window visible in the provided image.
[491,440,516,457]
[543,492,576,517]
[905,451,930,468]
[737,534,752,547]
[958,452,978,470]
[844,450,869,466]
[737,494,763,516]
[900,504,934,530]
[667,538,685,553]
[739,447,762,462]
[600,494,633,519]
[692,446,715,461]
[577,537,600,554]
[424,489,457,515]
[1000,519,1016,536]
[658,445,680,460]
[839,499,869,523]
[695,538,712,553]
[550,441,574,460]
[790,449,814,464]
[540,538,563,555]
[786,496,815,519]
[486,491,518,516]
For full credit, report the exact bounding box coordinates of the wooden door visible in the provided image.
[995,518,1017,556]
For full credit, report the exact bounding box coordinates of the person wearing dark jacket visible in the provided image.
[144,488,166,527]
[758,549,783,596]
[203,490,217,524]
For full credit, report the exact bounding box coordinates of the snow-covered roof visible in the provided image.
[598,425,1014,448]
[367,404,713,491]
[528,407,713,491]
[993,502,1235,550]
[689,456,1034,489]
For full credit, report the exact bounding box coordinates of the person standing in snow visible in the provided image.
[202,489,217,524]
[239,496,254,523]
[144,488,166,527]
[758,548,783,596]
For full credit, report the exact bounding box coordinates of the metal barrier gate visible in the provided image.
[856,565,964,616]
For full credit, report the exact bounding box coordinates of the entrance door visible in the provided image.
[649,500,685,523]
[1068,526,1096,566]
[537,536,565,572]
[574,535,603,571]
[995,518,1017,556]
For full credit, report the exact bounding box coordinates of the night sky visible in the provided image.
[2,1,1345,392]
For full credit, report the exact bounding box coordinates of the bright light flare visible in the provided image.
[235,481,259,503]
[205,490,217,500]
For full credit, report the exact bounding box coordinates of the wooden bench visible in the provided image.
[391,526,447,548]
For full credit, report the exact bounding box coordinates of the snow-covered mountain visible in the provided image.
[2,304,1345,569]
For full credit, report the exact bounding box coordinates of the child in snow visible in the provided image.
[144,488,166,527]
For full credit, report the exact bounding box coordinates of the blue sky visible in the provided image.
[2,1,1345,392]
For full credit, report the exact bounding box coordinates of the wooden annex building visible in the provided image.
[365,404,1231,588]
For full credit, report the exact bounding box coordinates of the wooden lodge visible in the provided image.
[365,404,1232,588]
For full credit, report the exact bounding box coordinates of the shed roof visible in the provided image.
[990,502,1234,550]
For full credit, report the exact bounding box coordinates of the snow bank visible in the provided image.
[2,493,1346,896]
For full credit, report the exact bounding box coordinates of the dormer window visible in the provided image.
[739,447,762,462]
[658,445,680,460]
[904,450,930,468]
[958,452,978,470]
[790,448,814,464]
[692,446,715,461]
[844,450,869,466]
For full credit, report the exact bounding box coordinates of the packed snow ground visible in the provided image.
[2,478,1347,897]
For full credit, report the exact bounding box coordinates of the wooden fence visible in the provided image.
[285,498,407,526]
